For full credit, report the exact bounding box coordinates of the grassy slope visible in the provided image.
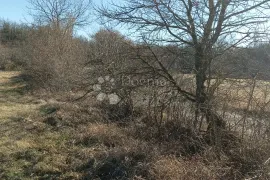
[0,71,218,180]
[1,71,268,180]
[0,71,46,179]
[0,72,146,179]
[0,71,155,180]
[0,71,79,179]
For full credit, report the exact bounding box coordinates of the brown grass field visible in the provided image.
[0,71,269,179]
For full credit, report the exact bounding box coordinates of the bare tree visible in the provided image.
[27,0,92,32]
[98,0,270,142]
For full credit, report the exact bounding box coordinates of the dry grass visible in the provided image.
[0,71,152,179]
[172,73,270,137]
[0,71,269,179]
[0,71,20,83]
[150,156,217,180]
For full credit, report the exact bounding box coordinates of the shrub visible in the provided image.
[22,26,88,91]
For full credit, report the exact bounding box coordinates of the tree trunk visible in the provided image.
[194,45,207,129]
[194,44,226,147]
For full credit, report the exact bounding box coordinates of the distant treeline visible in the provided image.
[1,20,270,80]
[0,20,29,45]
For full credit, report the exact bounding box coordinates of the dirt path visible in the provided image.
[0,71,50,179]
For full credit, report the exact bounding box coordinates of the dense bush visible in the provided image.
[0,20,27,45]
[22,26,88,91]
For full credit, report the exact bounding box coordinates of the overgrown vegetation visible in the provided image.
[1,0,270,179]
